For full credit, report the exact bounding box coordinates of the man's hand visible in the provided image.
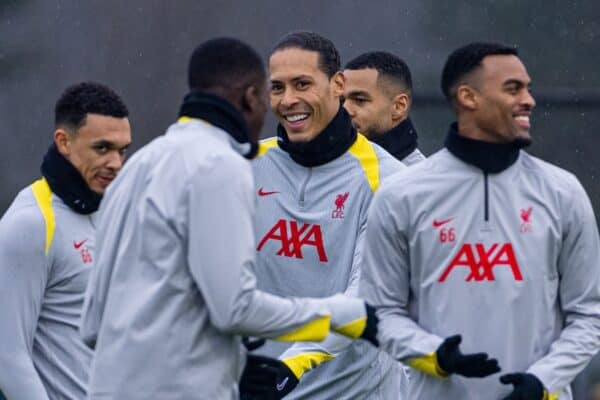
[360,303,379,347]
[240,354,299,400]
[436,335,500,377]
[500,373,545,400]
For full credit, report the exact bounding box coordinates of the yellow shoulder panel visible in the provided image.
[273,314,330,342]
[31,178,55,255]
[257,137,278,157]
[348,134,380,192]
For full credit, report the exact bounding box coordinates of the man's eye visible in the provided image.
[94,145,109,154]
[296,81,310,90]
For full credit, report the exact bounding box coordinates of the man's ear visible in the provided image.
[330,71,345,97]
[456,84,478,110]
[391,93,410,121]
[242,85,259,113]
[54,128,72,158]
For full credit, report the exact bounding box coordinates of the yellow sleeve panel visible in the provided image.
[348,133,380,192]
[332,316,366,339]
[544,390,559,400]
[274,315,330,342]
[406,352,449,379]
[282,352,336,379]
[31,178,55,255]
[257,137,278,157]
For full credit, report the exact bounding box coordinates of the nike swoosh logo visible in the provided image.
[432,218,454,228]
[258,187,280,196]
[276,376,289,391]
[73,239,88,249]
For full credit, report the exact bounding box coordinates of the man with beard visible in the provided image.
[242,31,410,400]
[344,51,425,165]
[0,82,131,399]
[81,38,378,400]
[360,42,600,399]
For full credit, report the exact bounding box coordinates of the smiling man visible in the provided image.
[344,51,425,165]
[0,82,131,399]
[242,31,407,400]
[360,42,600,400]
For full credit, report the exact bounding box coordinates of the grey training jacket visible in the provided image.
[0,178,94,399]
[360,148,600,400]
[81,118,369,400]
[252,134,406,400]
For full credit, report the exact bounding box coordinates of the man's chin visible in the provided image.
[513,136,532,148]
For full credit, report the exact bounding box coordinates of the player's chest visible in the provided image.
[410,175,561,284]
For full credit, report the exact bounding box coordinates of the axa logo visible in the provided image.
[520,206,533,233]
[438,243,523,282]
[257,219,328,262]
[331,192,349,219]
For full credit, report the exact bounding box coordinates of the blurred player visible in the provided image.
[360,42,600,399]
[0,82,131,399]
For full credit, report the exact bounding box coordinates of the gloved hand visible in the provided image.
[239,354,299,400]
[436,335,500,377]
[360,303,379,347]
[500,373,545,400]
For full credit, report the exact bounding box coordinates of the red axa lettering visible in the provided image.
[257,219,328,262]
[438,243,523,282]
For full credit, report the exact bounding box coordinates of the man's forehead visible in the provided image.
[269,48,322,79]
[343,68,379,89]
[77,114,131,142]
[479,54,531,82]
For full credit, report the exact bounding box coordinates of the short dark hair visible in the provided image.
[345,51,413,94]
[272,30,340,78]
[188,37,265,91]
[441,42,518,101]
[55,81,129,130]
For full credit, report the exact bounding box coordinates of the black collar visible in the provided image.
[370,118,419,161]
[277,106,357,167]
[179,91,257,159]
[445,122,528,173]
[40,144,102,214]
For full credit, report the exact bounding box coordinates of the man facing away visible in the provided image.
[360,42,600,399]
[81,38,377,400]
[0,82,131,399]
[343,51,425,165]
[244,31,407,400]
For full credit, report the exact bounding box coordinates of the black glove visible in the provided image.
[500,373,545,400]
[239,354,299,400]
[360,303,379,347]
[436,335,500,377]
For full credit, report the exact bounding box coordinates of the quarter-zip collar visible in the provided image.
[179,91,257,159]
[40,143,102,214]
[445,122,528,173]
[370,117,418,161]
[277,106,357,168]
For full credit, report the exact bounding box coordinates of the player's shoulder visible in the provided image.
[0,181,49,245]
[519,151,583,193]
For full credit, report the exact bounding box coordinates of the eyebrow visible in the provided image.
[503,79,531,87]
[93,139,130,150]
[346,90,371,98]
[270,74,314,83]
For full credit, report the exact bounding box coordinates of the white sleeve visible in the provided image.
[0,207,51,399]
[527,179,600,394]
[359,187,445,375]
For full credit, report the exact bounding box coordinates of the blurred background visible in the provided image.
[2,1,600,398]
